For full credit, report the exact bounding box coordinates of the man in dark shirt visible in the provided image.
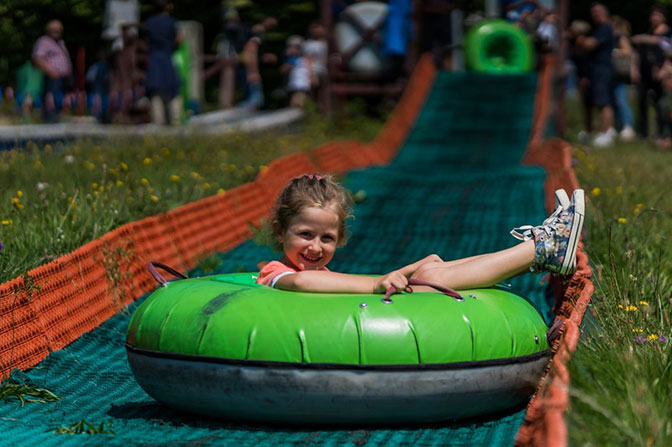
[577,3,616,147]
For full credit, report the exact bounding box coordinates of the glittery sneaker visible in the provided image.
[511,189,585,275]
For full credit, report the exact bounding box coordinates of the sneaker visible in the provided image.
[620,125,635,141]
[577,130,590,144]
[511,189,585,275]
[593,131,614,148]
[510,189,570,241]
[554,189,570,210]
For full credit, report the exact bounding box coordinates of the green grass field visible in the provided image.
[0,105,383,284]
[563,105,672,444]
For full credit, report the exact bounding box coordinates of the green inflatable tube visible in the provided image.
[465,19,534,73]
[127,272,550,423]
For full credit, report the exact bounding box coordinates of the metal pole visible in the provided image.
[451,9,464,71]
[485,0,500,18]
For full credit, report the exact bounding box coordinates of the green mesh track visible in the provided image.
[1,72,552,447]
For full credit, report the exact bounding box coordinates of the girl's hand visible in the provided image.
[374,270,410,294]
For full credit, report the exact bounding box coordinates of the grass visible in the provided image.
[51,419,114,435]
[0,379,61,406]
[562,95,672,445]
[0,102,383,284]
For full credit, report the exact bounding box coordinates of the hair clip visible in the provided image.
[307,174,323,180]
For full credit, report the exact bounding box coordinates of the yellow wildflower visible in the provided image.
[639,301,649,306]
[116,180,124,187]
[632,328,644,333]
[170,174,180,182]
[617,217,627,224]
[591,187,601,197]
[634,203,644,216]
[615,186,623,195]
[161,147,171,157]
[92,182,99,190]
[648,334,658,341]
[618,304,624,309]
[203,182,211,189]
[150,195,159,202]
[217,188,226,195]
[16,191,23,197]
[625,305,638,312]
[141,178,150,186]
[44,144,53,153]
[1,219,12,225]
[120,162,128,171]
[108,168,117,176]
[143,157,152,166]
[84,161,95,171]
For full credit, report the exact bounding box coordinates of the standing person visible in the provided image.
[611,16,636,141]
[31,20,73,123]
[576,3,616,147]
[144,0,182,125]
[240,18,277,109]
[303,21,328,95]
[567,20,594,143]
[102,0,140,121]
[282,36,311,108]
[632,5,670,144]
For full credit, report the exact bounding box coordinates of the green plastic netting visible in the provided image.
[1,72,552,447]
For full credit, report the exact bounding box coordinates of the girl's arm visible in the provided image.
[275,269,411,294]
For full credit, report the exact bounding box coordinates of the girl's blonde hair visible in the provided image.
[270,174,353,251]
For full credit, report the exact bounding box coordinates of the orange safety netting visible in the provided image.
[515,57,595,447]
[0,54,437,381]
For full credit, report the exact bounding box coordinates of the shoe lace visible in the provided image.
[510,205,563,241]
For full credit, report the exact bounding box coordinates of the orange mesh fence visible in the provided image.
[515,57,595,447]
[0,54,437,381]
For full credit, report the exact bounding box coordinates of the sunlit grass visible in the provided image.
[0,104,383,284]
[565,113,672,445]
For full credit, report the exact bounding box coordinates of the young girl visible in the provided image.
[257,174,584,295]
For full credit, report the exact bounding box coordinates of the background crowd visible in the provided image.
[0,0,331,125]
[567,3,672,148]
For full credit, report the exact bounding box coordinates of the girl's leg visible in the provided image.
[411,241,535,290]
[413,189,585,290]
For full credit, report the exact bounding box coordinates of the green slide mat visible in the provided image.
[1,72,551,447]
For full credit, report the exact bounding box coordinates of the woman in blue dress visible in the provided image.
[145,0,182,124]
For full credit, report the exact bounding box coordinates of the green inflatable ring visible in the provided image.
[126,272,550,423]
[465,19,534,73]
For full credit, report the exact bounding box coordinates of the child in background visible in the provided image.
[257,175,585,294]
[303,22,328,91]
[282,35,312,108]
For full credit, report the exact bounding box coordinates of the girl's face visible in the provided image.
[279,205,340,271]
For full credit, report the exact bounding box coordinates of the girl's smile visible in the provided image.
[279,206,340,271]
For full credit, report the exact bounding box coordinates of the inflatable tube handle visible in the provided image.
[147,261,188,286]
[382,279,464,303]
